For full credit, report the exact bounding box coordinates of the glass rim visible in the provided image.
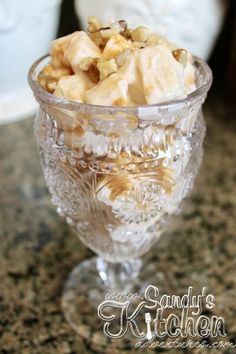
[28,53,212,115]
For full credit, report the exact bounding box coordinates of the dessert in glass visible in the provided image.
[28,17,212,348]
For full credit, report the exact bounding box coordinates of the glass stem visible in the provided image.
[96,257,142,291]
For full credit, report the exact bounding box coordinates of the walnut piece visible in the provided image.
[79,57,97,71]
[111,20,127,34]
[87,16,101,33]
[172,49,188,67]
[97,59,118,81]
[99,28,114,39]
[131,26,150,43]
[38,75,58,93]
[86,62,100,84]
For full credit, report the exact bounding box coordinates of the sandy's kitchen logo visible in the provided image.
[98,286,235,349]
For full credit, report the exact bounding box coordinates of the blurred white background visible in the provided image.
[75,0,225,59]
[0,0,62,124]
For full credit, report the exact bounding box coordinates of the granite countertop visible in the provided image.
[0,98,236,354]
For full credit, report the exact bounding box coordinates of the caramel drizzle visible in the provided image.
[96,163,174,201]
[96,173,133,201]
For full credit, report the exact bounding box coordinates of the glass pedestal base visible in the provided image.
[61,256,171,353]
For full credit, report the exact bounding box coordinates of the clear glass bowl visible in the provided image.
[28,54,212,348]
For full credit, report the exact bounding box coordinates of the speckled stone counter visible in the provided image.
[0,98,236,354]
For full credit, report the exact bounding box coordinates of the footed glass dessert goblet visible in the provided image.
[29,54,212,348]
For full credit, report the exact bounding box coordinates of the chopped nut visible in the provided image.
[42,63,54,75]
[78,57,100,84]
[111,20,127,34]
[123,28,132,40]
[41,64,72,79]
[118,20,128,31]
[99,28,114,39]
[97,59,118,81]
[41,66,72,82]
[86,61,100,83]
[89,31,106,48]
[54,67,73,79]
[116,49,132,67]
[102,34,133,59]
[131,25,150,43]
[38,75,58,93]
[99,26,111,31]
[46,78,58,92]
[87,16,101,32]
[172,49,188,67]
[79,57,97,71]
